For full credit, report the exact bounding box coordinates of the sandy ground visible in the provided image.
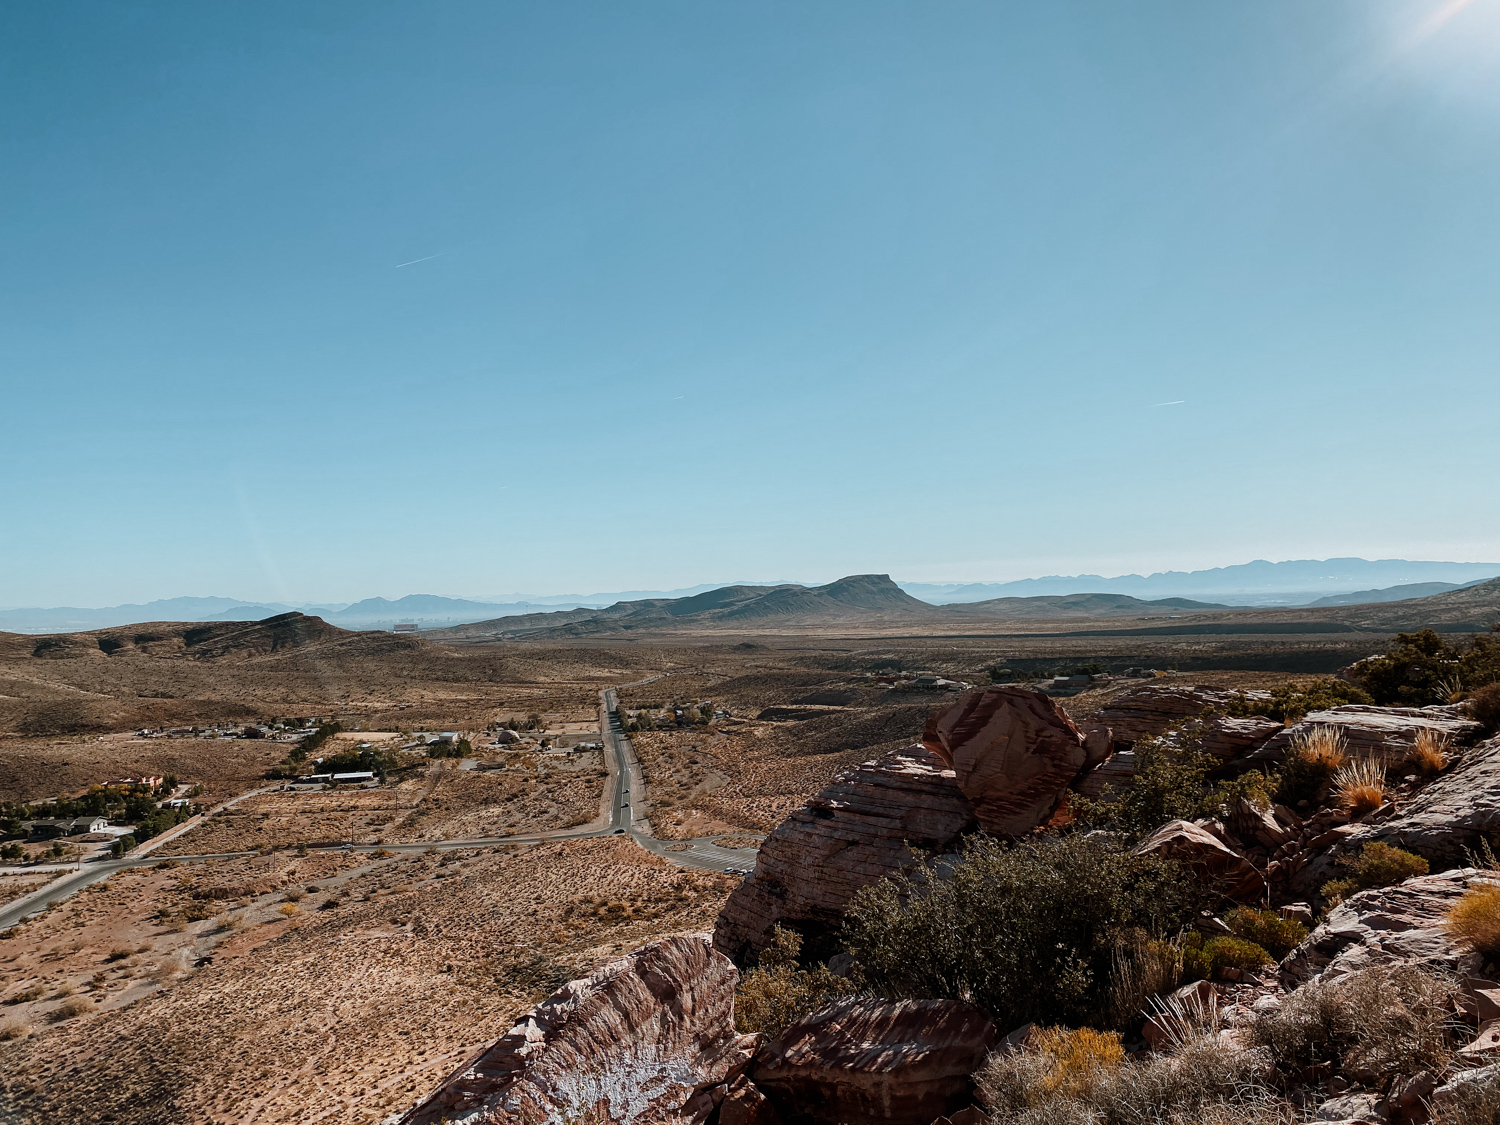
[0,838,736,1125]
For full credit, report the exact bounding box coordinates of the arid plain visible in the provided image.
[2,580,1486,1125]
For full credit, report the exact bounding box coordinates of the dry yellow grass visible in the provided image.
[1293,726,1348,771]
[1409,729,1450,774]
[1447,882,1500,958]
[1332,757,1386,815]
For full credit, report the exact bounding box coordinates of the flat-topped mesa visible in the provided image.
[922,686,1104,837]
[399,934,747,1125]
[713,744,976,963]
[714,688,1105,963]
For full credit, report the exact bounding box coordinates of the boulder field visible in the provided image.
[398,683,1500,1125]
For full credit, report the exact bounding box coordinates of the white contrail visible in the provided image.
[1153,400,1186,406]
[395,254,441,268]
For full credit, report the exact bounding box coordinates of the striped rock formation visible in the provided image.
[1096,684,1269,744]
[754,998,997,1125]
[712,745,976,962]
[715,688,1110,962]
[399,934,749,1125]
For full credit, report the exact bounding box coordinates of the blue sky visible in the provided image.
[3,1,1498,606]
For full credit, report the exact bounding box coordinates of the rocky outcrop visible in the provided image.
[1250,705,1481,766]
[1133,819,1265,901]
[1280,870,1484,986]
[1319,734,1500,868]
[713,746,977,962]
[399,934,746,1125]
[921,688,1095,836]
[1200,716,1284,760]
[1096,685,1268,744]
[754,998,996,1125]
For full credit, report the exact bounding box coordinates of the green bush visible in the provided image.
[1352,629,1500,707]
[842,834,1202,1030]
[1321,842,1429,905]
[1072,737,1209,841]
[1226,679,1372,724]
[1225,907,1307,960]
[1179,932,1272,981]
[734,926,854,1038]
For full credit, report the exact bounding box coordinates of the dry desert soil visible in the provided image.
[0,611,1379,1125]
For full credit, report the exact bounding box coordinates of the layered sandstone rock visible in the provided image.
[1133,819,1265,902]
[1096,685,1267,744]
[399,934,745,1125]
[754,997,996,1125]
[1280,870,1484,986]
[1250,705,1481,766]
[921,687,1093,836]
[713,746,976,962]
[1200,716,1284,760]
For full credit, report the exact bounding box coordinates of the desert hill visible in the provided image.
[435,575,940,639]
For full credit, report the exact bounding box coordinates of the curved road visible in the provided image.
[0,689,760,929]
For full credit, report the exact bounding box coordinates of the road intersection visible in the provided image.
[0,689,761,930]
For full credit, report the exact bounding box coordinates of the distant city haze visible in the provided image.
[2,3,1498,604]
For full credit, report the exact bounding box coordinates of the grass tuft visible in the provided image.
[1332,757,1386,815]
[1410,730,1451,774]
[1447,882,1500,959]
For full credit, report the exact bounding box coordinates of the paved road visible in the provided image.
[0,690,760,929]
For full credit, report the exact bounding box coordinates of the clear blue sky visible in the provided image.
[3,1,1498,606]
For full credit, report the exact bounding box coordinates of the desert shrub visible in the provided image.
[1446,882,1500,958]
[278,903,299,917]
[1321,842,1429,906]
[51,998,93,1022]
[1251,963,1457,1081]
[1410,729,1452,774]
[1225,908,1308,961]
[0,1022,25,1041]
[1436,1065,1500,1125]
[1227,680,1372,724]
[1469,683,1500,737]
[978,1027,1280,1125]
[1331,758,1387,815]
[1102,931,1188,1029]
[1073,737,1209,841]
[1199,771,1278,823]
[843,834,1202,1030]
[1353,629,1500,707]
[733,926,854,1038]
[1276,728,1348,807]
[1178,934,1271,981]
[104,949,130,963]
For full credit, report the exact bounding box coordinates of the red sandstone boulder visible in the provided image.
[1133,819,1265,902]
[399,934,745,1125]
[754,997,997,1125]
[921,687,1091,836]
[713,745,976,962]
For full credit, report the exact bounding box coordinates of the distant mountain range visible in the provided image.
[433,577,1240,641]
[901,558,1500,607]
[5,558,1498,635]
